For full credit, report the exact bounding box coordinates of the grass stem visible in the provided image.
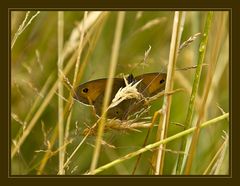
[57,11,65,175]
[11,11,40,49]
[89,12,125,174]
[36,14,107,174]
[88,113,228,175]
[154,11,186,175]
[11,13,105,159]
[176,11,213,174]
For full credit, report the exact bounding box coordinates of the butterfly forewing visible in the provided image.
[135,73,167,97]
[75,78,125,105]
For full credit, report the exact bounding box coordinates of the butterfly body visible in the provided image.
[74,73,166,120]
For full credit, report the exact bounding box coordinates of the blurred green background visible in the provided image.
[11,11,229,175]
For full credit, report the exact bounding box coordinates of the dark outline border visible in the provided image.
[0,0,239,185]
[8,8,232,179]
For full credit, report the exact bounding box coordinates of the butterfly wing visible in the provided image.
[74,78,125,105]
[74,78,127,119]
[135,72,167,97]
[74,73,167,120]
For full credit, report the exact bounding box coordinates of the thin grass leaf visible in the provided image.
[88,113,228,175]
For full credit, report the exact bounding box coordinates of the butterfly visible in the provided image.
[73,72,167,120]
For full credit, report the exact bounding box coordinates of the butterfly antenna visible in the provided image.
[127,74,136,84]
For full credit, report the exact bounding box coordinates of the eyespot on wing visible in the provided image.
[74,78,125,105]
[135,72,167,97]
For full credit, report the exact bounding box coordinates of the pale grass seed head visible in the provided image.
[108,77,143,109]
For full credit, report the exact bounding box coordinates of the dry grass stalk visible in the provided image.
[154,11,186,175]
[203,131,228,175]
[89,12,126,173]
[133,17,167,35]
[132,110,161,174]
[178,32,201,52]
[185,12,225,174]
[11,11,40,49]
[11,12,106,159]
[62,11,88,174]
[11,113,26,127]
[37,15,108,174]
[88,113,228,175]
[57,11,65,175]
[109,79,143,109]
[176,12,214,175]
[63,11,106,59]
[83,119,152,136]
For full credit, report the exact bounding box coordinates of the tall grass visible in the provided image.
[88,113,229,175]
[11,11,106,159]
[154,11,186,175]
[57,11,64,175]
[185,12,227,174]
[176,11,213,174]
[90,11,126,174]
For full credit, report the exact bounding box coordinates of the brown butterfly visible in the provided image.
[74,73,167,120]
